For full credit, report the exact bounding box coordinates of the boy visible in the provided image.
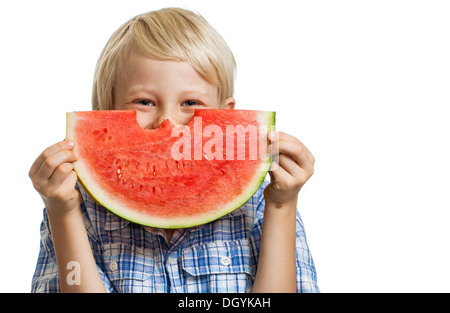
[30,7,318,293]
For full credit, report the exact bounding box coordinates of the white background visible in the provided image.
[0,0,449,293]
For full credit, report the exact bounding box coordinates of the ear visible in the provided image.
[222,97,235,109]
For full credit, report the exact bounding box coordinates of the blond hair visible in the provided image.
[92,7,236,110]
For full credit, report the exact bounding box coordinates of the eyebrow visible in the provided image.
[126,85,157,95]
[126,85,211,100]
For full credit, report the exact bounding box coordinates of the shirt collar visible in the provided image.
[104,210,130,231]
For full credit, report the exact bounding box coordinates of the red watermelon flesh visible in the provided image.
[66,109,275,228]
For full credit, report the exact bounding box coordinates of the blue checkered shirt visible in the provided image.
[31,180,319,293]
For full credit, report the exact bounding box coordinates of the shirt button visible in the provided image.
[109,260,118,272]
[221,256,231,266]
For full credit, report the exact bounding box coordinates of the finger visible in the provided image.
[268,157,290,183]
[273,132,315,160]
[291,139,315,165]
[269,131,307,155]
[53,169,79,198]
[305,148,315,165]
[277,153,303,177]
[34,148,78,181]
[65,170,79,192]
[47,162,75,190]
[43,169,79,202]
[283,137,315,165]
[276,137,314,173]
[268,130,280,143]
[29,141,75,178]
[267,131,280,156]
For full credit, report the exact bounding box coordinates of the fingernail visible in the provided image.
[269,131,277,140]
[67,140,74,147]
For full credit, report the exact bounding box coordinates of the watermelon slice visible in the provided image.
[66,109,275,228]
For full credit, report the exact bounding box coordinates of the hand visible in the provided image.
[29,140,81,216]
[264,131,315,207]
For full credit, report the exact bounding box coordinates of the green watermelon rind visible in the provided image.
[67,110,275,229]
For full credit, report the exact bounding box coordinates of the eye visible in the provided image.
[138,99,155,106]
[181,100,201,107]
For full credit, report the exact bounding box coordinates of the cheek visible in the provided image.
[177,111,196,125]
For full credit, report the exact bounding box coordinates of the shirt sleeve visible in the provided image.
[250,181,320,293]
[295,210,320,292]
[30,204,114,293]
[30,209,60,293]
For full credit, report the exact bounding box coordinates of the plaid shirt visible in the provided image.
[31,180,319,293]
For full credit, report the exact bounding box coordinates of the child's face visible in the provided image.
[113,55,235,129]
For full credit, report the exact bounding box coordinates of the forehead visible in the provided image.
[115,55,219,100]
[122,56,202,82]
